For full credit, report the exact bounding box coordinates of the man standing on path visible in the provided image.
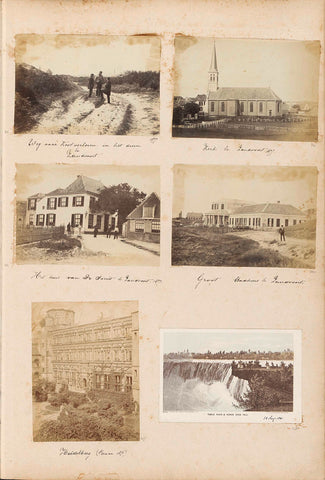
[279,225,286,242]
[88,74,95,97]
[103,77,111,104]
[113,225,119,240]
[94,225,99,238]
[95,71,104,98]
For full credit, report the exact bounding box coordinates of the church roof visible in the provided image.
[46,175,105,196]
[208,87,281,101]
[209,42,218,72]
[233,203,305,216]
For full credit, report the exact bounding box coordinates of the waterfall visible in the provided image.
[163,360,250,412]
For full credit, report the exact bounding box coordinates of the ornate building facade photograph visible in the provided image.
[172,37,319,141]
[32,301,139,441]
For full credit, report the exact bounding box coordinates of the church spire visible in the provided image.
[208,40,218,92]
[209,41,218,72]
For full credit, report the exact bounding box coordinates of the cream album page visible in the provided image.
[1,0,324,479]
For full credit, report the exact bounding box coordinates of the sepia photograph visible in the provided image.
[172,165,317,269]
[161,329,301,422]
[15,164,160,265]
[172,37,319,141]
[14,34,160,135]
[32,301,139,441]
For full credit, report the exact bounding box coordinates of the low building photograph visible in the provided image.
[32,301,139,442]
[172,37,319,141]
[172,164,317,268]
[15,164,160,266]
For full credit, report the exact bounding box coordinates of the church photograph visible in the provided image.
[172,164,317,269]
[172,37,319,142]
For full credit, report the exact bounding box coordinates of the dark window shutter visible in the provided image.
[80,214,83,226]
[81,196,84,206]
[73,197,76,206]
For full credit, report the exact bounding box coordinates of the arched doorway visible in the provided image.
[82,378,87,389]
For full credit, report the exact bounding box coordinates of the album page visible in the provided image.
[1,1,324,479]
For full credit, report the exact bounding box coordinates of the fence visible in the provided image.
[16,226,65,245]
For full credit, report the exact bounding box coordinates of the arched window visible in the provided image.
[250,102,253,112]
[259,102,263,113]
[221,102,225,112]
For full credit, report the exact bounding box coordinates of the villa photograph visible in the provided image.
[160,329,301,423]
[14,34,160,136]
[172,164,317,268]
[172,37,320,141]
[15,164,160,266]
[32,301,139,441]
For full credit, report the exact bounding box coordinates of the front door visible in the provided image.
[104,214,110,231]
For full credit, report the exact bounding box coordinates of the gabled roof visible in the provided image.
[46,175,105,197]
[209,87,281,101]
[127,192,160,219]
[233,203,305,216]
[28,193,45,199]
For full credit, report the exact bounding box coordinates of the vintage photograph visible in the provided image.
[14,34,160,135]
[172,165,317,268]
[32,301,139,442]
[161,329,301,422]
[172,37,319,141]
[16,164,160,265]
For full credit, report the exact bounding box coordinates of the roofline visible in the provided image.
[50,312,139,334]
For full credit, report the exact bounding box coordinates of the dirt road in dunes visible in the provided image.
[30,89,159,136]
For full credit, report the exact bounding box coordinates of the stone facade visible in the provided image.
[32,308,139,407]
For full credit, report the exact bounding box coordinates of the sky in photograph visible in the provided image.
[174,37,320,102]
[163,330,294,354]
[16,34,160,76]
[16,164,160,200]
[173,165,317,216]
[32,301,138,329]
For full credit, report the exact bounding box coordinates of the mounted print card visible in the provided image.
[160,329,301,423]
[14,34,160,136]
[172,37,320,142]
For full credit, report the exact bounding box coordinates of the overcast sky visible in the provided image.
[16,164,160,200]
[163,330,294,354]
[174,37,320,102]
[173,165,317,216]
[16,34,160,76]
[32,301,138,329]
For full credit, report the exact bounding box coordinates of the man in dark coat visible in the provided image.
[279,225,286,242]
[94,225,99,238]
[88,74,95,97]
[95,71,104,98]
[103,78,111,104]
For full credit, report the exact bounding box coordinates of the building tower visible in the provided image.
[208,41,218,93]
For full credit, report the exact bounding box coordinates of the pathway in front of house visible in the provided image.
[81,235,160,266]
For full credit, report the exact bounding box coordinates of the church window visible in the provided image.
[250,102,254,112]
[259,102,263,113]
[221,102,225,112]
[211,102,215,112]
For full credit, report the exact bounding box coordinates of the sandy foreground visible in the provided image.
[229,229,315,268]
[29,88,160,136]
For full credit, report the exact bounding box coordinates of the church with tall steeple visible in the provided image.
[204,41,282,118]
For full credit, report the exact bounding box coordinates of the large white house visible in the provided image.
[204,42,283,118]
[26,175,118,233]
[204,199,306,229]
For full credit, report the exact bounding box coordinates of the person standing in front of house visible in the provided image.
[94,225,99,238]
[113,225,119,239]
[279,225,286,242]
[88,73,95,97]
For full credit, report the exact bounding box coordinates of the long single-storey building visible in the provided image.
[204,199,306,229]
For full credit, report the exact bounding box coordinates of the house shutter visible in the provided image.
[72,197,76,207]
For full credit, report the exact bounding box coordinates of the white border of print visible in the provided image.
[159,329,302,424]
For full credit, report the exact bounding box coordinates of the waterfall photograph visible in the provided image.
[160,329,301,423]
